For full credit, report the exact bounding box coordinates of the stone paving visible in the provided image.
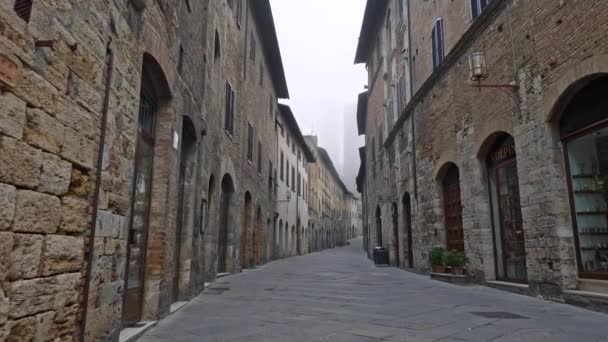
[140,238,608,342]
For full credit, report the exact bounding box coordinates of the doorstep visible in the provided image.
[563,289,608,314]
[119,281,217,342]
[217,272,231,279]
[119,321,157,342]
[430,273,473,285]
[485,280,530,296]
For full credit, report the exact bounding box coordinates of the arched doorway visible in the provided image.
[441,163,464,253]
[241,192,252,269]
[375,205,383,247]
[254,207,262,265]
[296,218,302,255]
[284,221,289,257]
[391,202,399,267]
[403,193,414,269]
[123,56,170,325]
[173,116,197,302]
[486,134,527,283]
[218,174,235,273]
[558,76,608,279]
[278,219,283,258]
[291,225,296,255]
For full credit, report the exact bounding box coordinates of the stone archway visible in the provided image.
[218,174,235,273]
[241,192,253,269]
[123,53,172,326]
[173,116,198,303]
[391,202,399,267]
[375,205,383,247]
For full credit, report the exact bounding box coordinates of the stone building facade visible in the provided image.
[356,0,608,311]
[305,136,359,251]
[275,104,314,258]
[0,0,312,340]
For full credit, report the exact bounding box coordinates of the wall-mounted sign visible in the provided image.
[489,141,516,165]
[0,55,18,88]
[173,130,180,150]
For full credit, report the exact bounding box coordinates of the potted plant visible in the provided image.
[443,250,466,275]
[429,247,446,273]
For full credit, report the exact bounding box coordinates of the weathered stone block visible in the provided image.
[59,196,89,233]
[8,273,80,319]
[7,316,35,342]
[14,69,59,114]
[0,92,26,140]
[0,183,16,230]
[13,191,61,234]
[0,232,14,282]
[38,152,72,196]
[0,288,8,325]
[24,107,65,154]
[34,311,55,342]
[97,281,123,306]
[10,234,43,280]
[95,210,126,238]
[0,136,42,189]
[61,127,96,170]
[41,235,84,276]
[55,97,97,140]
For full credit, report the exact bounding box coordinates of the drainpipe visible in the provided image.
[405,0,417,200]
[80,41,114,342]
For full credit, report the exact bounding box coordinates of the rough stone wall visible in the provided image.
[0,0,140,340]
[373,0,608,297]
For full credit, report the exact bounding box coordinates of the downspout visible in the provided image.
[80,41,114,342]
[406,0,417,200]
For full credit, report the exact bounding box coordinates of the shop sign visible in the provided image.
[489,142,516,165]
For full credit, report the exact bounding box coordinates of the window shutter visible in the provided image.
[14,0,33,22]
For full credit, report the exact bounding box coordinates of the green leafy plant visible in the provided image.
[429,247,445,266]
[442,250,466,268]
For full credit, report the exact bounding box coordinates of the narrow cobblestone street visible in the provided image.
[140,239,608,342]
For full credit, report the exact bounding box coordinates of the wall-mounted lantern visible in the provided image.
[468,52,518,90]
[469,52,488,81]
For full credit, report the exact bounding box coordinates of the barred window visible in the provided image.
[431,18,444,70]
[14,0,33,22]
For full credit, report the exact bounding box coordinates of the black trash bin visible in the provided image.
[373,246,389,265]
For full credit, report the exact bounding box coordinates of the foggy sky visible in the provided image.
[271,0,367,179]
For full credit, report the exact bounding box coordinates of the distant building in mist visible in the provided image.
[342,103,364,193]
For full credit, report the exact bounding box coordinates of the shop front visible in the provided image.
[560,77,608,280]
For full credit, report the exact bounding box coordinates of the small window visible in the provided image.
[247,123,254,161]
[178,45,184,75]
[14,0,33,22]
[236,0,242,26]
[431,18,444,70]
[257,140,262,174]
[269,96,274,118]
[291,167,295,191]
[280,151,284,180]
[286,160,290,186]
[225,82,235,134]
[214,31,221,61]
[184,0,192,13]
[259,62,264,86]
[471,0,490,20]
[385,10,392,59]
[250,34,256,62]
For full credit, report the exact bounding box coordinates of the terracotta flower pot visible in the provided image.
[432,265,446,273]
